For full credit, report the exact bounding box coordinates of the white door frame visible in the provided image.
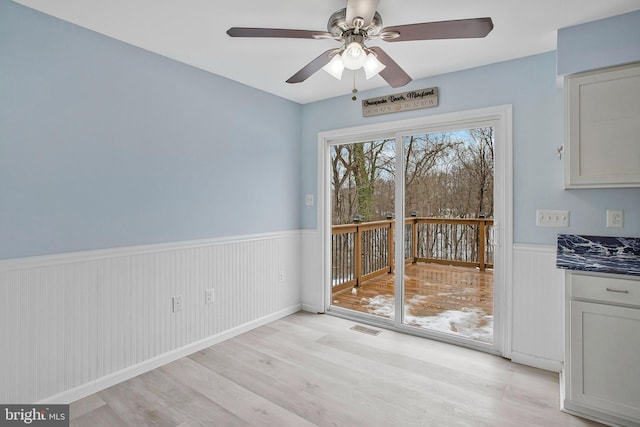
[317,105,513,357]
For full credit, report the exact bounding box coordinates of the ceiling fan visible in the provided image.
[227,0,494,88]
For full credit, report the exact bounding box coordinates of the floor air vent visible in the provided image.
[350,324,382,336]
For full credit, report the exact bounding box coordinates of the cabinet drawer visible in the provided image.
[570,273,640,307]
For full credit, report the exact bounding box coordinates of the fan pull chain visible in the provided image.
[352,72,358,101]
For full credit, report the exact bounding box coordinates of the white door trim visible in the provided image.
[317,105,513,357]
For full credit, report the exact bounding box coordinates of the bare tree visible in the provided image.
[331,145,353,225]
[404,133,458,217]
[331,128,494,224]
[331,139,394,224]
[452,127,494,217]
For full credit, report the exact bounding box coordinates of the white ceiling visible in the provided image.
[13,0,640,104]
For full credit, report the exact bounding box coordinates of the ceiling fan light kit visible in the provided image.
[227,0,493,89]
[363,53,386,79]
[321,46,386,81]
[342,39,367,70]
[323,54,346,80]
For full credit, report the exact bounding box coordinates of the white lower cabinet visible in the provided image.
[563,272,640,426]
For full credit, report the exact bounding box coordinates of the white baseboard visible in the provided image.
[510,350,562,372]
[37,304,301,404]
[301,303,324,314]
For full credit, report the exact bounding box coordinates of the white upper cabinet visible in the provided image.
[565,62,640,188]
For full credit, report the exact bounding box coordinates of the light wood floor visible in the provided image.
[70,312,602,427]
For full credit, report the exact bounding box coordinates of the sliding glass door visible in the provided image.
[324,107,509,353]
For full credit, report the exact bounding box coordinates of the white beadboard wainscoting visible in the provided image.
[511,244,564,372]
[301,230,324,314]
[0,231,301,404]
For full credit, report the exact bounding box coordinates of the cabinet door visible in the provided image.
[565,62,640,188]
[569,300,640,420]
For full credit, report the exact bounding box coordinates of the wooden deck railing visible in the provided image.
[331,217,494,292]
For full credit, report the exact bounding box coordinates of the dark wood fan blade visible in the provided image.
[226,27,332,39]
[286,50,335,84]
[346,0,380,27]
[381,17,493,42]
[368,47,412,88]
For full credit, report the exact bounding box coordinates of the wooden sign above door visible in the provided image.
[362,87,439,117]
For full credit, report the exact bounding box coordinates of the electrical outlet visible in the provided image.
[172,295,183,313]
[279,271,285,283]
[536,209,570,227]
[305,194,314,206]
[606,210,624,228]
[205,288,215,304]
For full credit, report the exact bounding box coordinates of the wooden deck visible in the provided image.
[331,262,493,341]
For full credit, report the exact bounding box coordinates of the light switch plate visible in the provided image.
[606,210,624,228]
[536,210,570,227]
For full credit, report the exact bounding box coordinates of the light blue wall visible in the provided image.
[557,9,640,76]
[0,0,302,259]
[3,1,639,258]
[300,50,640,244]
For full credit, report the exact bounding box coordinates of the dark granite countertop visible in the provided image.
[556,234,640,277]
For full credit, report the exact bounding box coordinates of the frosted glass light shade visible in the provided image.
[322,55,345,80]
[341,42,367,70]
[363,53,386,79]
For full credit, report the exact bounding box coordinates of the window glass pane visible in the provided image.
[403,128,495,343]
